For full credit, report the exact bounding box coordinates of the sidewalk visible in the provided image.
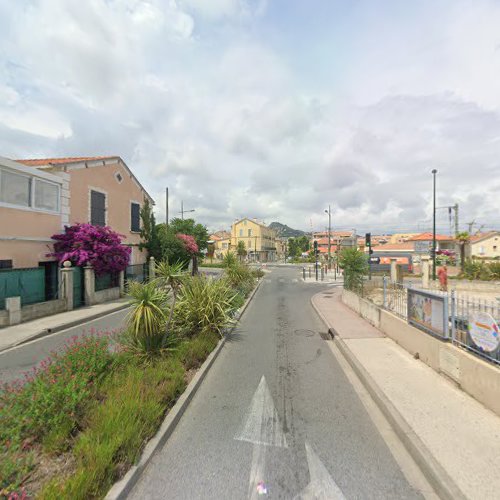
[0,299,130,353]
[312,289,500,500]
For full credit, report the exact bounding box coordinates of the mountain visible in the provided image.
[269,222,306,238]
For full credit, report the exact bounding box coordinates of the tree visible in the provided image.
[338,248,368,292]
[50,223,131,275]
[168,218,209,256]
[139,198,161,260]
[157,225,199,268]
[288,235,310,258]
[237,240,247,261]
[456,231,470,272]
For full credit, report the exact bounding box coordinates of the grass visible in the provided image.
[1,263,258,499]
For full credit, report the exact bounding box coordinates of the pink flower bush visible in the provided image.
[176,233,198,255]
[50,223,131,275]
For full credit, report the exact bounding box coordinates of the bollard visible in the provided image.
[321,267,324,281]
[309,268,311,278]
[303,267,306,280]
[383,275,387,308]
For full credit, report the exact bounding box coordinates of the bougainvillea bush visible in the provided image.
[50,223,131,275]
[176,233,198,255]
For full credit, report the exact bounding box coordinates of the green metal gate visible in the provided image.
[72,267,84,308]
[0,267,45,309]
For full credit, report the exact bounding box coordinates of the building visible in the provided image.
[15,156,153,266]
[0,157,66,273]
[231,218,277,262]
[406,232,456,253]
[388,233,419,244]
[209,230,231,259]
[466,231,500,259]
[275,238,288,261]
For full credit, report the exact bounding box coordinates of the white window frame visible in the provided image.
[0,167,61,214]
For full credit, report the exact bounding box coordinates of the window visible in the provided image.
[248,229,252,237]
[115,172,123,183]
[34,179,59,211]
[0,170,31,207]
[0,260,13,269]
[239,229,243,237]
[90,190,106,226]
[494,246,497,252]
[222,243,228,249]
[131,202,141,232]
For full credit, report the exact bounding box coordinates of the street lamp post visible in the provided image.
[432,169,438,280]
[325,205,331,269]
[179,200,195,220]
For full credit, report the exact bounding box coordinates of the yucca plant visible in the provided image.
[222,252,238,268]
[124,281,170,358]
[174,276,239,338]
[154,261,185,342]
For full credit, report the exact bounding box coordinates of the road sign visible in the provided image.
[369,256,380,264]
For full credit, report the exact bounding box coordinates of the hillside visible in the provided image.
[269,222,306,238]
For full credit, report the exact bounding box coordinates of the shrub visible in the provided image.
[39,356,186,500]
[222,252,238,268]
[174,276,238,338]
[50,223,131,276]
[123,281,170,358]
[339,248,368,291]
[177,331,220,370]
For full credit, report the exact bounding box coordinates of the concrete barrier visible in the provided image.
[342,289,500,418]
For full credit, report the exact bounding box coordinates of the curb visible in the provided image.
[105,278,263,500]
[0,302,130,354]
[310,293,466,500]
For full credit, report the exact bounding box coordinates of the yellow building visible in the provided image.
[231,218,277,262]
[209,231,231,259]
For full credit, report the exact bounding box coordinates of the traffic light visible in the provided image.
[365,233,373,255]
[313,240,318,255]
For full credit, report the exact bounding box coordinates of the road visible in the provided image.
[129,266,423,499]
[0,308,129,384]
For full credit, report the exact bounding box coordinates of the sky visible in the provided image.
[1,0,500,234]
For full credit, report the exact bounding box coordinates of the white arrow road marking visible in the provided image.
[235,375,288,448]
[235,376,288,498]
[295,442,346,500]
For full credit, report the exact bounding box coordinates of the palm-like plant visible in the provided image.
[154,260,185,342]
[222,251,238,268]
[456,231,470,273]
[125,280,168,356]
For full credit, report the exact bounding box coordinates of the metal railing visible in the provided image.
[351,276,500,367]
[125,263,149,284]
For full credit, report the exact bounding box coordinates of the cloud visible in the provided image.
[1,0,499,235]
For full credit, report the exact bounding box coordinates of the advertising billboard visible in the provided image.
[408,289,449,338]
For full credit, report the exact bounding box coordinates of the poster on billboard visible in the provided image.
[468,312,500,353]
[407,289,448,338]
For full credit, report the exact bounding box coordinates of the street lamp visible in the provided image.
[432,169,438,280]
[324,206,331,269]
[179,200,195,220]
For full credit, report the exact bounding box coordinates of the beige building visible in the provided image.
[466,231,500,258]
[209,230,231,259]
[231,218,277,262]
[17,156,153,266]
[389,233,419,244]
[0,156,66,270]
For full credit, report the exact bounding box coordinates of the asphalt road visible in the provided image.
[129,267,422,499]
[0,308,129,384]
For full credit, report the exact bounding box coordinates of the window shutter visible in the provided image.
[90,191,106,226]
[131,203,140,232]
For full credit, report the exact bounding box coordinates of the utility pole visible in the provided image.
[432,169,437,280]
[454,203,459,236]
[165,187,169,227]
[325,205,332,269]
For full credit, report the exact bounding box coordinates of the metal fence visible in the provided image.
[125,263,149,284]
[95,272,120,292]
[0,267,46,309]
[354,277,500,367]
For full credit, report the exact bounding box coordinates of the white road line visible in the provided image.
[235,376,288,499]
[295,442,346,500]
[235,376,288,448]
